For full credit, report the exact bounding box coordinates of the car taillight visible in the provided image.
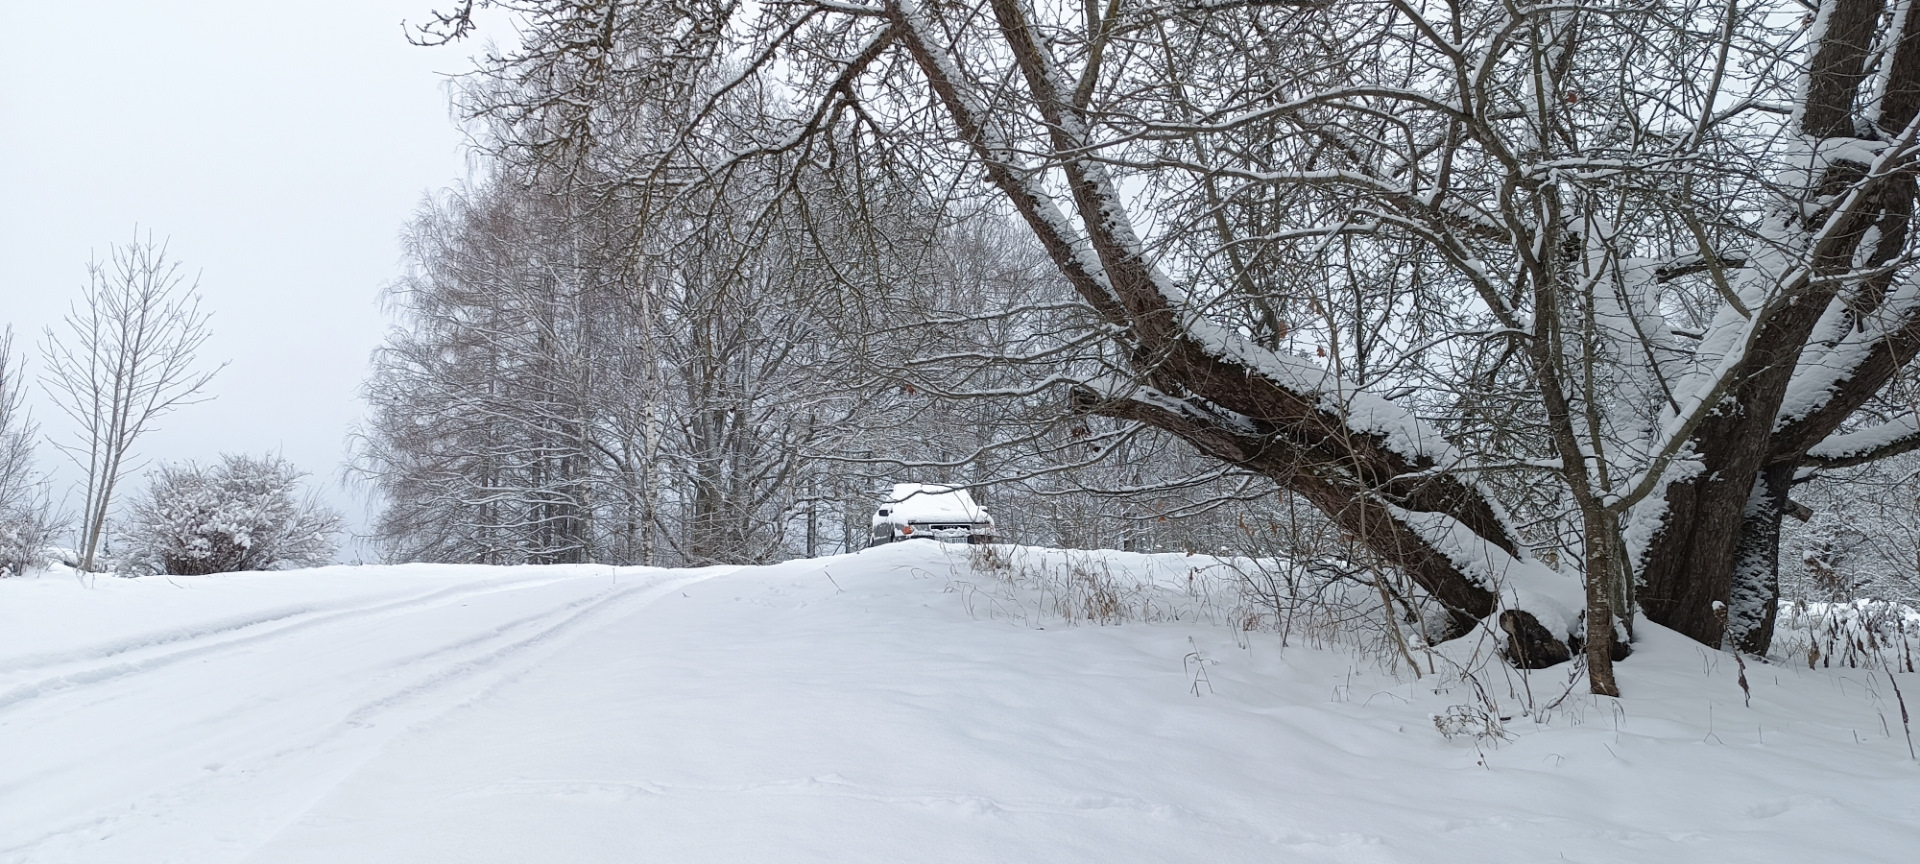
[902,525,913,535]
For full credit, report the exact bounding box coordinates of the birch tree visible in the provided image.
[359,160,867,565]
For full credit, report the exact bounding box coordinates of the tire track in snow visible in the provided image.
[0,572,618,715]
[0,566,734,863]
[333,566,736,729]
[449,775,1298,842]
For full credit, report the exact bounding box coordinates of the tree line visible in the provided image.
[380,0,1920,694]
[354,113,1265,566]
[8,4,1911,694]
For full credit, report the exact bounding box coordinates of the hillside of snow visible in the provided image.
[1,543,1914,863]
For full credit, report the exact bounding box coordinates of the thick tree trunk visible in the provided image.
[1638,0,1916,652]
[1735,9,1920,652]
[1072,390,1498,629]
[1635,309,1830,645]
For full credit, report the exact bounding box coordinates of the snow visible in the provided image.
[1780,274,1920,431]
[1388,504,1585,637]
[1,546,1916,862]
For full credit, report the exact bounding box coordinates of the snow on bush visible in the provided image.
[123,454,344,575]
[0,517,57,578]
[0,432,56,577]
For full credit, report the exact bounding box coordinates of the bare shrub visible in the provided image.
[966,541,1013,575]
[955,544,1239,628]
[1431,705,1509,743]
[956,534,1449,658]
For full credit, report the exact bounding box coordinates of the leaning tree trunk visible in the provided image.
[891,0,1583,667]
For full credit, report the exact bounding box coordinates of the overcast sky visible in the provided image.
[1,1,488,558]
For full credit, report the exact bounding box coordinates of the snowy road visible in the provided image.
[0,566,729,862]
[2,545,1916,863]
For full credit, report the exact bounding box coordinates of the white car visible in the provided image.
[869,484,995,545]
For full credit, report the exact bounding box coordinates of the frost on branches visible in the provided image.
[124,454,343,576]
[420,0,1920,694]
[0,328,56,578]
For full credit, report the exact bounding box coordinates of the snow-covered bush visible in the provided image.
[0,513,58,579]
[123,454,343,575]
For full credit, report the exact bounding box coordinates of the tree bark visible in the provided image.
[1729,462,1795,653]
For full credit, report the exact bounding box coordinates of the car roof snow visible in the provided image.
[880,484,983,521]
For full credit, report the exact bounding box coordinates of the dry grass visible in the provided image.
[951,544,1437,660]
[953,543,1240,628]
[1773,600,1919,672]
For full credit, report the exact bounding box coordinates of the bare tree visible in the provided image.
[359,153,885,566]
[411,0,1920,695]
[0,328,57,576]
[40,233,222,573]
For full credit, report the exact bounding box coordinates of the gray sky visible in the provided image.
[0,1,483,557]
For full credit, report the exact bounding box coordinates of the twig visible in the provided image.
[1887,667,1915,760]
[1184,637,1215,696]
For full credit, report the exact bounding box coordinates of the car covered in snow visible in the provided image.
[869,484,994,545]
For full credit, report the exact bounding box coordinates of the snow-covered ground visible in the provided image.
[1,543,1914,863]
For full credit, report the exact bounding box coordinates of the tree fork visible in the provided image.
[1640,0,1920,650]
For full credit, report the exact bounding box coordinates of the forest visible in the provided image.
[345,0,1920,695]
